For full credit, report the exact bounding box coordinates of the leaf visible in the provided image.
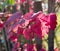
[5,11,22,26]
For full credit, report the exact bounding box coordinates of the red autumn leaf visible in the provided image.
[48,13,57,30]
[17,27,24,35]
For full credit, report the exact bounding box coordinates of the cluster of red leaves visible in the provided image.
[4,11,57,41]
[0,11,57,51]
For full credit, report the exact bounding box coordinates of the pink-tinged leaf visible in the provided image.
[24,11,42,20]
[27,44,34,51]
[0,23,4,28]
[17,27,24,35]
[12,24,20,33]
[7,29,18,41]
[9,33,18,41]
[37,13,50,37]
[7,18,29,33]
[23,25,34,40]
[31,11,42,19]
[48,13,57,30]
[41,22,49,37]
[37,13,48,22]
[40,15,50,36]
[23,28,31,40]
[30,19,42,39]
[7,32,13,40]
[23,12,33,19]
[6,22,19,33]
[0,21,4,31]
[11,19,25,33]
[5,11,22,26]
[6,18,25,33]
